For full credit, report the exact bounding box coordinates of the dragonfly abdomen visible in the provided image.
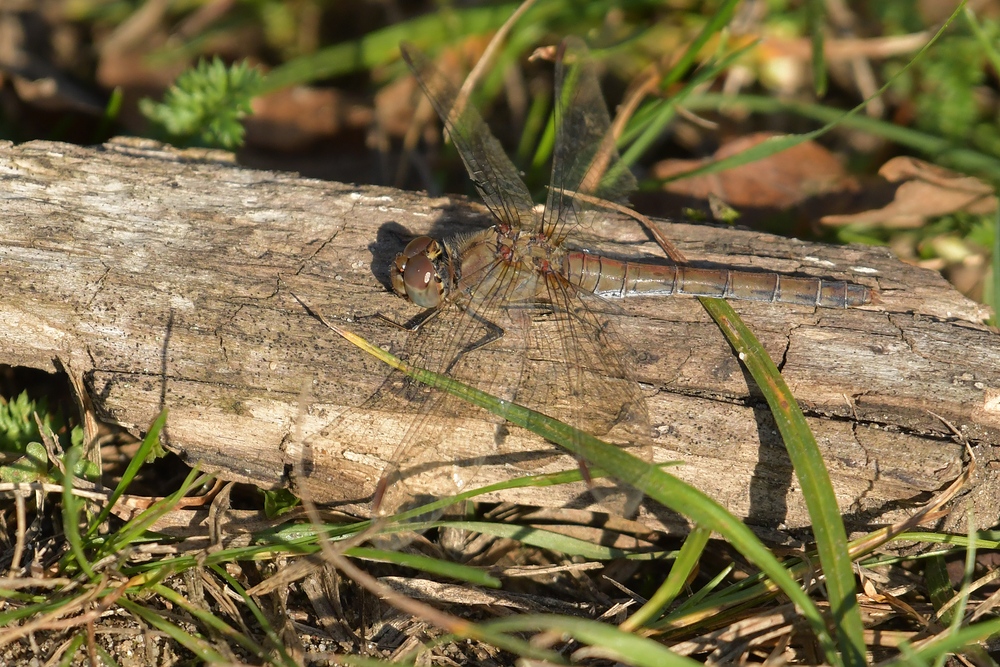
[564,252,874,308]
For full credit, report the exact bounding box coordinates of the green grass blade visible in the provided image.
[373,458,681,527]
[620,41,756,168]
[332,324,843,665]
[698,297,864,667]
[209,565,300,666]
[671,561,736,615]
[153,583,280,664]
[264,0,626,93]
[382,464,617,523]
[60,446,94,579]
[118,598,231,662]
[367,519,668,562]
[654,3,968,187]
[991,206,999,326]
[87,409,167,538]
[98,468,212,557]
[925,555,956,625]
[594,0,743,170]
[263,3,523,91]
[423,521,641,560]
[348,546,502,588]
[806,0,827,97]
[483,614,699,667]
[660,0,741,90]
[893,618,1000,665]
[679,92,1000,183]
[0,595,79,625]
[58,633,88,667]
[622,524,711,630]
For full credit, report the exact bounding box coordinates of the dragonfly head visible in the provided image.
[390,236,445,309]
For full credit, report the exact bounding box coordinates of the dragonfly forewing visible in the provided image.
[400,42,536,231]
[367,39,657,521]
[542,36,638,245]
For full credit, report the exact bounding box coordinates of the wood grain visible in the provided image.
[1,137,996,536]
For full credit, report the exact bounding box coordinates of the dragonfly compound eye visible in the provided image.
[391,236,442,300]
[402,253,443,308]
[402,236,437,258]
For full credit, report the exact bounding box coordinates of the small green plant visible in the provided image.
[0,390,93,483]
[0,390,80,454]
[140,57,263,150]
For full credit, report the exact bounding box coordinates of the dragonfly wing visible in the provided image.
[303,291,529,527]
[541,36,638,243]
[511,276,653,517]
[372,251,540,521]
[400,43,536,231]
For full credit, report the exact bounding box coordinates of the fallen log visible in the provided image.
[2,137,996,536]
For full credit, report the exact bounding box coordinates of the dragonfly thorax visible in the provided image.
[391,236,448,309]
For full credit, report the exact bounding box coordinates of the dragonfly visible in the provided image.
[326,38,874,522]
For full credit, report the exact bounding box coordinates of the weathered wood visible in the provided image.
[2,137,997,535]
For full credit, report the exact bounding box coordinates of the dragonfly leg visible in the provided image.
[444,311,505,375]
[361,307,443,332]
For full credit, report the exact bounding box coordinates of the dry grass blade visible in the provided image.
[669,604,803,660]
[455,0,539,117]
[848,416,974,560]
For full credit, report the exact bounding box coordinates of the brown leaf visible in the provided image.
[651,132,858,210]
[821,156,997,228]
[245,87,373,152]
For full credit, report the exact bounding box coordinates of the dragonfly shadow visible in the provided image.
[367,221,411,292]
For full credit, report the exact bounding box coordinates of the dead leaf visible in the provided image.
[245,87,372,152]
[821,156,997,228]
[651,132,858,210]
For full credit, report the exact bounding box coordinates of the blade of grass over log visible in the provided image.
[332,324,844,666]
[698,296,864,667]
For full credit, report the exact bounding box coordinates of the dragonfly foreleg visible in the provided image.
[362,306,444,332]
[443,308,505,375]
